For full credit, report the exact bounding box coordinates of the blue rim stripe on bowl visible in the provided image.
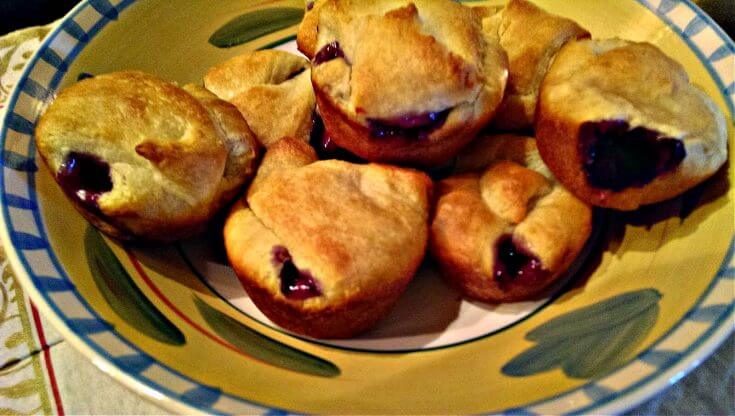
[642,0,735,117]
[0,0,732,414]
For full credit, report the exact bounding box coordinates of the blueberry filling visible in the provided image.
[313,41,345,65]
[494,235,548,285]
[367,109,450,140]
[309,113,365,163]
[57,152,112,210]
[578,120,686,192]
[306,1,314,10]
[271,246,321,300]
[315,128,339,154]
[309,113,327,147]
[425,157,458,181]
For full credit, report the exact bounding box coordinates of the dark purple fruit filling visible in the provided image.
[578,120,686,192]
[309,113,330,149]
[494,235,548,285]
[313,41,345,65]
[306,1,314,10]
[309,113,365,163]
[425,157,458,181]
[367,109,450,140]
[271,246,321,300]
[77,72,94,81]
[57,152,112,210]
[317,132,339,154]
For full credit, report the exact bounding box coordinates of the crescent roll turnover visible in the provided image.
[430,134,592,302]
[35,71,259,241]
[225,138,432,338]
[536,39,727,210]
[298,0,508,166]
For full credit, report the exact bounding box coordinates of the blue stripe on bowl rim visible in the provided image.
[0,0,732,414]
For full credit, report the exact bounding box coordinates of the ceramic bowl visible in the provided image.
[0,0,733,413]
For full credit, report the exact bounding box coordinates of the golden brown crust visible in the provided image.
[183,84,260,211]
[489,0,590,130]
[203,50,316,148]
[297,1,323,58]
[224,138,432,338]
[536,39,728,210]
[429,134,592,302]
[348,3,483,118]
[453,133,552,179]
[301,0,508,166]
[480,161,551,224]
[247,137,317,198]
[431,174,508,301]
[35,71,258,241]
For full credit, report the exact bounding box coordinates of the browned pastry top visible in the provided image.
[298,0,507,122]
[485,0,590,130]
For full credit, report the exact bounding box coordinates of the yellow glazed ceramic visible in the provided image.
[0,0,733,414]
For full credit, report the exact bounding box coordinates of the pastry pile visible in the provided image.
[34,0,728,338]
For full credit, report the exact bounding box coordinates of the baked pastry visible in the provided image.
[430,134,592,302]
[182,84,260,206]
[485,0,589,130]
[536,39,728,210]
[297,0,508,166]
[204,50,316,148]
[35,71,259,241]
[224,137,432,338]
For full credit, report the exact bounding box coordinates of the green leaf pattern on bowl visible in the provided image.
[84,226,186,346]
[193,296,340,378]
[503,289,662,379]
[209,7,304,48]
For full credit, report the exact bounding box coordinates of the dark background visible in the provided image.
[1,0,79,35]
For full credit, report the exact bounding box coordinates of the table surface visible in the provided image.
[0,2,733,415]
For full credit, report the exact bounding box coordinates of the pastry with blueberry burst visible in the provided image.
[224,138,432,338]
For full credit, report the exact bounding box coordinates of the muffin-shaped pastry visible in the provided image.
[430,134,592,302]
[297,0,508,166]
[225,138,432,338]
[485,0,589,130]
[204,50,316,148]
[35,71,259,241]
[536,39,728,210]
